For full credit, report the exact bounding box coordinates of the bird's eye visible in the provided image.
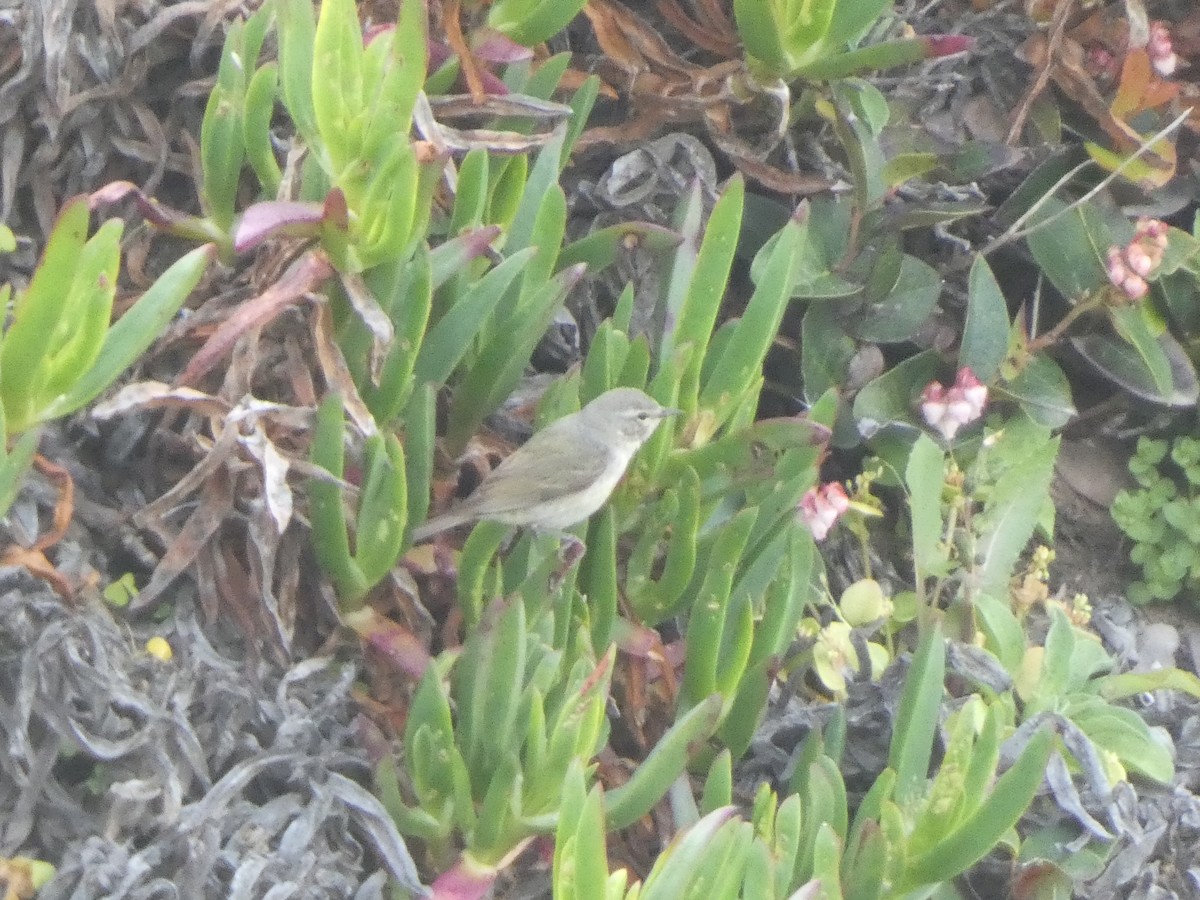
[637,412,651,421]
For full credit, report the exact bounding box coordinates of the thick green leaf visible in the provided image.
[906,434,948,582]
[682,509,757,707]
[638,808,740,900]
[412,248,535,387]
[899,728,1053,889]
[700,210,800,417]
[733,0,788,73]
[352,433,407,586]
[446,263,584,453]
[275,0,320,150]
[38,219,123,405]
[308,392,367,601]
[507,127,566,252]
[0,429,40,521]
[454,598,527,791]
[243,63,282,196]
[553,769,609,900]
[889,623,946,805]
[488,0,588,46]
[825,0,891,47]
[53,243,213,419]
[673,176,745,403]
[201,19,249,229]
[450,148,490,234]
[971,421,1059,602]
[0,198,89,427]
[311,0,365,170]
[557,222,681,273]
[604,695,724,830]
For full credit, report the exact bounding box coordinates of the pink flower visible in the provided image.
[921,367,987,441]
[1148,21,1178,77]
[799,483,850,541]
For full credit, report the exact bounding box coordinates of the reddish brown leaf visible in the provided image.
[177,249,334,387]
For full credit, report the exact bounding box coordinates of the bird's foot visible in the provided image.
[548,534,587,592]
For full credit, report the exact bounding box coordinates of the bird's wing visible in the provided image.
[470,427,610,514]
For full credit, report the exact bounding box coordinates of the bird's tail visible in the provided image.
[410,509,474,543]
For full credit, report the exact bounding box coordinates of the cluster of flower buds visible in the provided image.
[1148,21,1178,78]
[1106,217,1169,303]
[920,367,988,441]
[1084,44,1118,82]
[798,482,850,542]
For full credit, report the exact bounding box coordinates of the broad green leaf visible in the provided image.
[853,350,941,436]
[960,255,1010,381]
[1071,328,1198,406]
[850,253,941,343]
[801,303,856,403]
[973,594,1025,673]
[997,353,1075,428]
[1071,701,1174,783]
[1024,197,1110,301]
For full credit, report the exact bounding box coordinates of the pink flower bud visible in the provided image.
[1136,217,1168,242]
[1085,45,1116,77]
[920,368,987,441]
[1123,274,1149,300]
[954,367,988,419]
[798,483,850,541]
[1125,243,1154,277]
[1148,22,1177,77]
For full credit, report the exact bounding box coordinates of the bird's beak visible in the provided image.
[659,407,682,418]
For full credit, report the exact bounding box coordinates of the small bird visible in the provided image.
[411,387,679,542]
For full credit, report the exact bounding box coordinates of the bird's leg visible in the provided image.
[548,533,587,593]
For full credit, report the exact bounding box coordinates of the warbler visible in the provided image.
[411,387,678,541]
